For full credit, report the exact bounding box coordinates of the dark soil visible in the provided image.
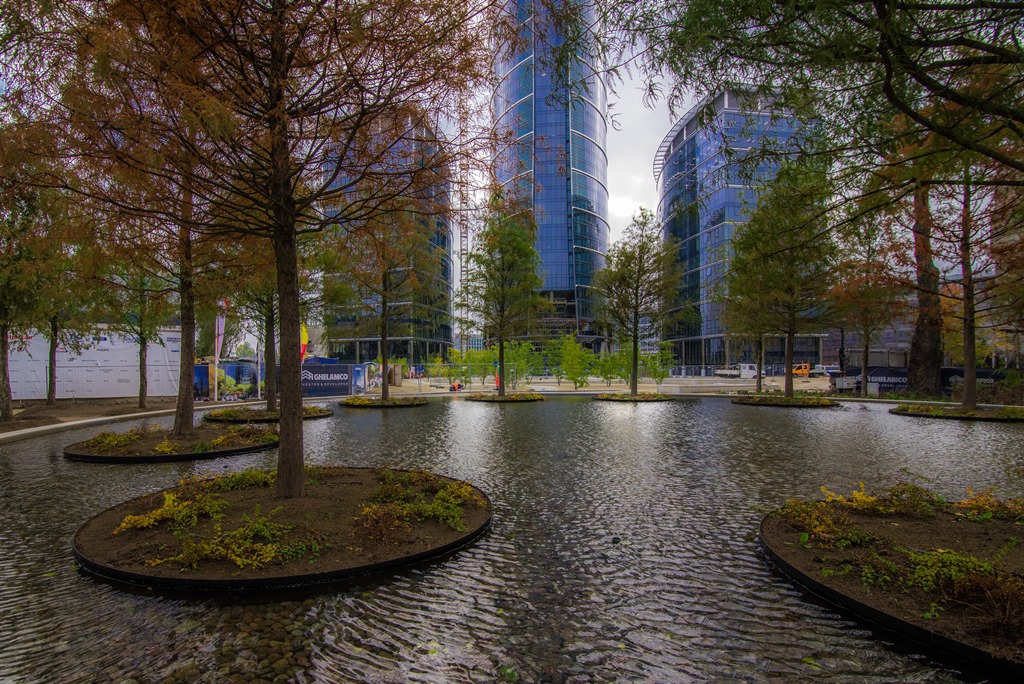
[1,397,179,433]
[64,424,278,459]
[74,467,491,586]
[761,508,1024,666]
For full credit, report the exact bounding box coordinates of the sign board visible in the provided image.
[840,367,1007,396]
[301,364,352,396]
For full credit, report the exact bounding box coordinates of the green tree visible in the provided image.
[465,348,497,387]
[23,190,103,406]
[593,207,681,396]
[504,340,540,389]
[463,195,550,397]
[96,261,176,410]
[929,161,1018,410]
[235,342,256,360]
[832,197,911,398]
[723,161,841,397]
[560,334,594,390]
[641,342,674,390]
[49,0,490,498]
[0,158,47,421]
[594,350,624,387]
[542,337,566,386]
[322,211,439,402]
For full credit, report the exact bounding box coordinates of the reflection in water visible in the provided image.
[0,398,1019,682]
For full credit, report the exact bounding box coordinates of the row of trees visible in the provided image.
[428,337,674,391]
[2,0,497,499]
[539,0,1024,407]
[459,195,681,398]
[720,145,1024,405]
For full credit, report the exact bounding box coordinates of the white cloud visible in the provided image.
[605,87,674,245]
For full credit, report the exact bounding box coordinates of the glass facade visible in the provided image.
[654,91,798,368]
[327,210,455,368]
[324,121,454,366]
[492,0,609,344]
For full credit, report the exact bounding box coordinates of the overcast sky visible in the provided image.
[603,83,693,245]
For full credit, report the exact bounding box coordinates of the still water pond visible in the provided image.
[1,397,1021,683]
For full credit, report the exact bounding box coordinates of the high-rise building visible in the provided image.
[323,116,454,367]
[654,90,805,370]
[491,0,609,346]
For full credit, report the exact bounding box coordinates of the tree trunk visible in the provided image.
[173,222,196,437]
[860,329,872,398]
[630,311,640,396]
[0,323,12,422]
[784,331,795,398]
[907,183,943,396]
[274,226,304,499]
[497,337,506,397]
[380,303,390,402]
[46,315,58,406]
[630,336,640,396]
[960,176,978,410]
[755,337,763,394]
[264,303,277,412]
[138,333,148,409]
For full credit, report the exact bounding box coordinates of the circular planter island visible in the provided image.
[73,466,492,594]
[63,424,280,463]
[759,483,1024,679]
[339,396,430,408]
[889,403,1024,423]
[731,395,839,408]
[593,392,673,402]
[203,405,334,423]
[462,392,544,403]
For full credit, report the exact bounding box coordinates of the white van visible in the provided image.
[739,363,764,379]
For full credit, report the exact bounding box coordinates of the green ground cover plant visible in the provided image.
[339,396,428,407]
[358,468,487,542]
[113,467,329,570]
[769,482,1024,644]
[76,466,491,588]
[894,403,1024,420]
[206,405,332,421]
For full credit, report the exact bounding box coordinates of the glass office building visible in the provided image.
[326,211,454,367]
[654,91,801,369]
[324,119,454,366]
[492,0,609,345]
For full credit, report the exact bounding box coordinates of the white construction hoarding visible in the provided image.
[7,327,181,400]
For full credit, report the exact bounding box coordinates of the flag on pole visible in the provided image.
[215,313,225,363]
[214,299,229,401]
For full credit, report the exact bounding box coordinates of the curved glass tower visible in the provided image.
[654,91,798,370]
[492,0,609,345]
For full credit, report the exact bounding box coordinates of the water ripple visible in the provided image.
[0,397,1014,682]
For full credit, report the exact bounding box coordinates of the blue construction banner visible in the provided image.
[301,364,352,396]
[840,367,1007,395]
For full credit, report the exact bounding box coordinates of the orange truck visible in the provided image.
[792,363,810,377]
